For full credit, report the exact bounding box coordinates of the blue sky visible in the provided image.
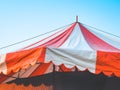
[0,0,120,53]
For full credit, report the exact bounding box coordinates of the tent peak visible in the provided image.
[76,16,78,22]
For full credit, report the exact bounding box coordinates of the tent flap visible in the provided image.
[0,47,46,74]
[96,51,120,77]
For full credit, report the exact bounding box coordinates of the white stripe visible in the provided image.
[45,47,97,73]
[60,23,94,51]
[85,25,120,49]
[0,54,7,74]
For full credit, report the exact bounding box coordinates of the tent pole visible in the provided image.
[75,66,78,72]
[18,69,21,78]
[59,66,64,72]
[76,16,78,22]
[53,64,55,90]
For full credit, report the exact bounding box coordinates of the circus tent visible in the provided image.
[1,17,120,90]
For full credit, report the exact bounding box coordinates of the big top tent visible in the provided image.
[0,17,120,90]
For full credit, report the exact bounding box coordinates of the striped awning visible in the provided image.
[1,22,120,83]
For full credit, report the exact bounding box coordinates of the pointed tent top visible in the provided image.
[76,16,78,22]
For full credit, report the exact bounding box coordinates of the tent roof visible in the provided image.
[1,20,120,83]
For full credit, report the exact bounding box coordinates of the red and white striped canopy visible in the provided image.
[1,21,120,83]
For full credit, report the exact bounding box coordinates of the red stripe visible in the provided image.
[20,23,76,50]
[30,62,52,77]
[79,23,120,52]
[5,47,46,74]
[20,29,65,50]
[96,51,120,77]
[59,64,73,72]
[0,73,14,83]
[35,23,76,48]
